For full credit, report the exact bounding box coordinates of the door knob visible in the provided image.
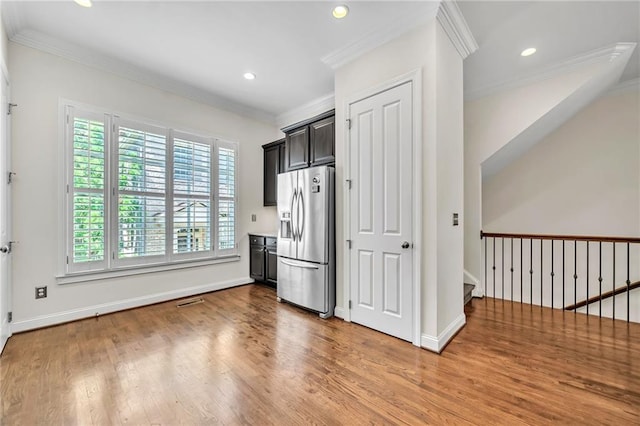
[0,245,9,254]
[401,241,410,249]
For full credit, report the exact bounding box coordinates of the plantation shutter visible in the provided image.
[114,118,167,265]
[63,102,238,276]
[66,107,108,273]
[217,141,237,255]
[173,132,213,257]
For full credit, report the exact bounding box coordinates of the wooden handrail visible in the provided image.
[565,281,640,311]
[481,231,640,244]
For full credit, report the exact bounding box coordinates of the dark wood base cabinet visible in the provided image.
[249,234,277,288]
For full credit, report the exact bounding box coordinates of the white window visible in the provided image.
[63,104,237,275]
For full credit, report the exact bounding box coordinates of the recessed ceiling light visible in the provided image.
[74,0,92,7]
[243,72,256,80]
[332,5,349,19]
[521,47,537,57]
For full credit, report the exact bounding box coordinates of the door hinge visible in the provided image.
[348,300,352,309]
[66,184,69,194]
[8,103,17,115]
[345,179,352,189]
[7,172,15,184]
[66,255,69,264]
[346,240,352,249]
[1,241,14,254]
[346,118,352,129]
[8,312,12,323]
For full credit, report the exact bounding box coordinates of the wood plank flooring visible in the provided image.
[1,284,639,425]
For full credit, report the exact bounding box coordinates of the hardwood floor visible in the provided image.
[1,284,639,425]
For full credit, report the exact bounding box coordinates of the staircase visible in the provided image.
[564,281,640,311]
[464,283,475,306]
[481,231,640,323]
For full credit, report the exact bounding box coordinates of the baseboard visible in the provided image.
[10,277,251,333]
[0,319,10,354]
[420,313,466,353]
[472,287,485,298]
[334,306,346,319]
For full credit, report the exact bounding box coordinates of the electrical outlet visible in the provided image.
[251,214,257,222]
[35,286,47,299]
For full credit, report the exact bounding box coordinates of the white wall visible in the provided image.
[335,19,465,349]
[481,88,640,319]
[483,89,639,235]
[0,12,7,69]
[464,62,608,291]
[9,42,280,329]
[434,23,464,339]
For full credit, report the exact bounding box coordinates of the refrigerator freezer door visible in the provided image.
[297,166,333,264]
[277,170,297,259]
[277,257,329,314]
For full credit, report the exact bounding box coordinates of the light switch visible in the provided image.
[251,214,257,222]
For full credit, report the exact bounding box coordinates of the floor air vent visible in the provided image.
[176,297,205,308]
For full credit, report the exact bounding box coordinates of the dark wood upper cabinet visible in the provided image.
[309,115,335,167]
[262,111,334,208]
[285,127,309,171]
[278,142,286,174]
[282,109,335,172]
[263,139,284,206]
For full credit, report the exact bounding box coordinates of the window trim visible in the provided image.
[56,254,240,285]
[59,100,238,279]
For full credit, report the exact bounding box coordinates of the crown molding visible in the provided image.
[436,0,478,59]
[1,1,24,39]
[466,42,637,101]
[10,29,277,124]
[276,93,335,130]
[321,2,440,70]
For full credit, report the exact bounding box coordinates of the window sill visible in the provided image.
[56,255,241,285]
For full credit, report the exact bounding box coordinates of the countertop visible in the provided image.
[249,232,278,238]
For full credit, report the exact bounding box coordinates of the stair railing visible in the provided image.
[481,231,640,322]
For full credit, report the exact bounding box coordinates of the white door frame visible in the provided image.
[343,69,422,346]
[0,63,12,353]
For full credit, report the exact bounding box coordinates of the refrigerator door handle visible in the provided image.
[291,188,298,241]
[298,188,305,241]
[280,259,319,270]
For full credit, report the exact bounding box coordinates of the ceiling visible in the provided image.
[2,1,639,123]
[459,1,640,99]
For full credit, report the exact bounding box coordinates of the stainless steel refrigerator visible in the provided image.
[277,165,335,318]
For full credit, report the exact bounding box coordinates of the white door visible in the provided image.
[0,71,11,354]
[348,81,413,342]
